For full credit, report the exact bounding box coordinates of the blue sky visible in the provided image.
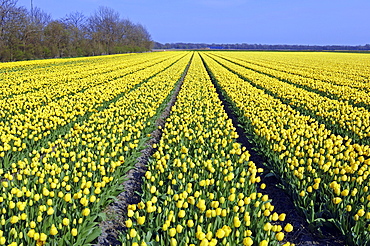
[17,0,370,45]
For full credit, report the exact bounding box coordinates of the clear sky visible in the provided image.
[16,0,370,45]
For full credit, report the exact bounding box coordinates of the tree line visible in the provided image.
[154,42,370,51]
[0,0,153,62]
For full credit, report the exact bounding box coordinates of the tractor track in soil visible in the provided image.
[96,51,346,246]
[200,52,346,246]
[96,54,193,246]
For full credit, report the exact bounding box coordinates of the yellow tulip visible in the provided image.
[216,229,226,239]
[50,225,58,235]
[170,238,177,246]
[129,229,137,238]
[137,216,145,225]
[27,229,35,238]
[243,237,253,246]
[259,240,268,246]
[178,210,186,218]
[187,220,194,228]
[10,216,19,224]
[71,228,78,237]
[169,228,176,237]
[62,218,70,226]
[276,232,284,241]
[284,223,294,233]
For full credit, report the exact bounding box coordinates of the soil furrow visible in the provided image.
[96,53,194,246]
[199,52,345,246]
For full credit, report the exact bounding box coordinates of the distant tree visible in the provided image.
[133,23,153,50]
[0,0,29,60]
[121,20,152,51]
[86,6,152,55]
[0,0,18,48]
[44,20,69,58]
[63,11,85,29]
[87,6,124,54]
[23,7,51,58]
[0,2,153,61]
[62,12,88,56]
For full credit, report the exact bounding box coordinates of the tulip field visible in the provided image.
[0,51,193,245]
[200,51,370,246]
[1,51,370,245]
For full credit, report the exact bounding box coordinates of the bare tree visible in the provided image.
[30,6,51,27]
[44,20,69,58]
[132,23,152,50]
[0,0,17,39]
[63,11,85,29]
[22,7,51,58]
[62,11,88,56]
[87,6,124,54]
[0,0,29,60]
[121,19,152,51]
[0,1,152,61]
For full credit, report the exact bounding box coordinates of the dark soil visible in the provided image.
[200,54,346,246]
[95,56,193,246]
[96,53,346,246]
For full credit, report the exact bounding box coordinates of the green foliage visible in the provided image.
[0,3,153,62]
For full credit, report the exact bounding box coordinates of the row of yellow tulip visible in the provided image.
[210,52,370,108]
[0,53,106,71]
[0,54,148,82]
[0,53,178,119]
[204,53,370,145]
[213,52,370,92]
[0,52,174,103]
[0,52,187,166]
[0,52,192,245]
[0,54,127,97]
[200,52,370,245]
[120,52,293,246]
